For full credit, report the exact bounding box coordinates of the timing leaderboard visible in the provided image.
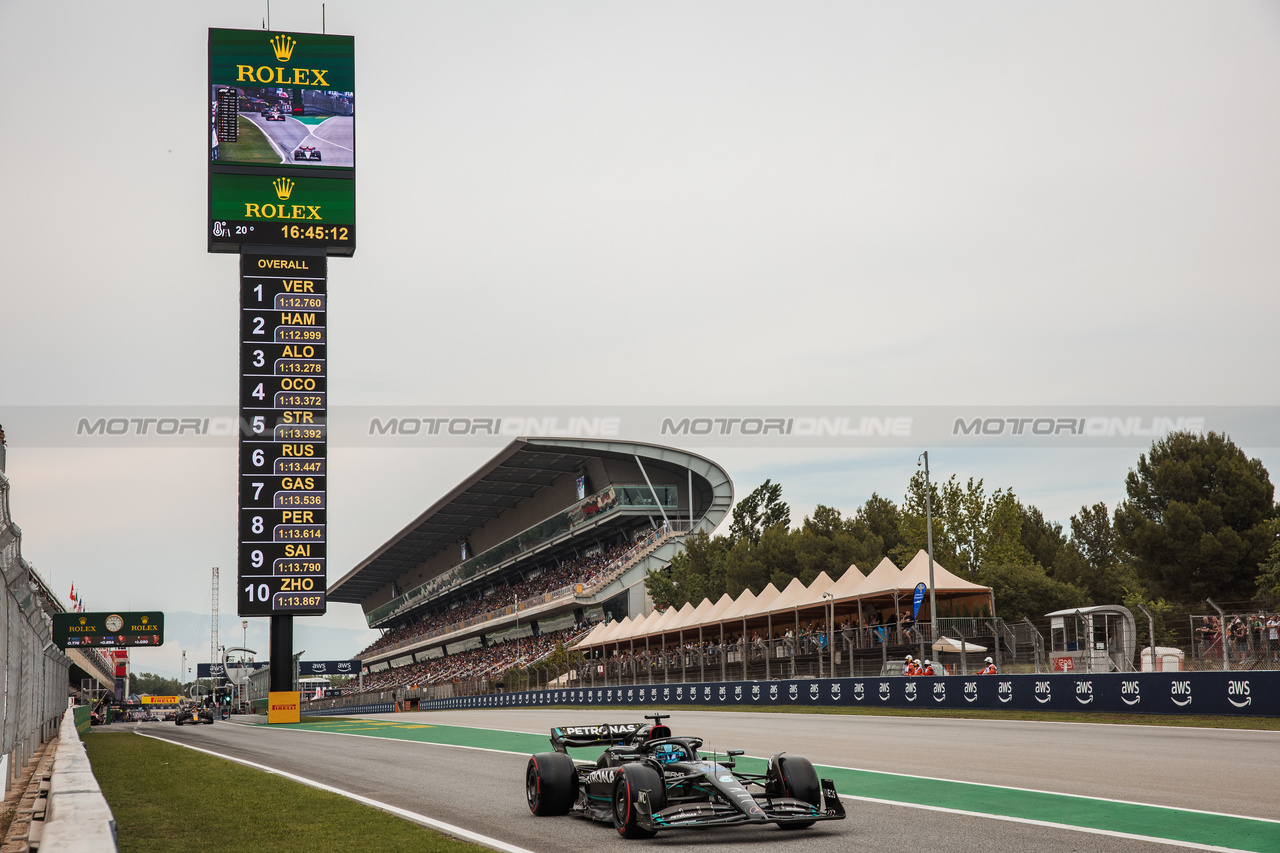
[238,248,327,616]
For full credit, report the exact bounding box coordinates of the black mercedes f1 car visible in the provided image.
[526,713,845,838]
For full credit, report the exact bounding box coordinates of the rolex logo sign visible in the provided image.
[235,33,329,87]
[243,178,322,221]
[210,27,353,103]
[270,34,297,62]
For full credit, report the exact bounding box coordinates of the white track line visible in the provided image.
[834,793,1256,853]
[309,117,354,152]
[134,731,536,853]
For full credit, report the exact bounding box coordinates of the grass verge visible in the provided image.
[82,732,488,853]
[215,116,282,164]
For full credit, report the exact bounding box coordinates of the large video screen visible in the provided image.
[209,28,355,255]
[210,29,354,169]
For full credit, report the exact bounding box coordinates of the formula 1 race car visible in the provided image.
[174,705,214,726]
[265,110,285,121]
[293,145,322,161]
[525,714,844,838]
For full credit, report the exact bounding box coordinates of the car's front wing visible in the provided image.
[634,778,845,831]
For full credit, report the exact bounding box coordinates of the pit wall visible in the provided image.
[39,705,117,851]
[304,701,395,717]
[415,671,1279,716]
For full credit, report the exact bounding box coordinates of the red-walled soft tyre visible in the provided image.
[526,753,576,816]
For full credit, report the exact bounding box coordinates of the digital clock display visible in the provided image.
[52,611,166,650]
[238,249,328,617]
[209,172,356,254]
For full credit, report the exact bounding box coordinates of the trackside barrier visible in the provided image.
[417,671,1280,717]
[303,702,395,717]
[1,470,74,792]
[39,704,117,851]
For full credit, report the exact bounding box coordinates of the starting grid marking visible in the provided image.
[267,717,1280,853]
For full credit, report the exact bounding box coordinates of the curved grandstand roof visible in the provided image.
[328,437,733,607]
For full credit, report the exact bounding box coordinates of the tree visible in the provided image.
[131,672,183,696]
[893,472,1002,574]
[849,492,902,562]
[1050,543,1147,605]
[645,529,730,609]
[728,480,790,546]
[981,491,1033,568]
[947,476,995,574]
[891,471,959,570]
[1047,501,1148,605]
[970,489,1089,619]
[739,524,799,593]
[1071,502,1117,572]
[977,561,1089,621]
[1122,590,1179,652]
[1254,519,1280,601]
[1020,504,1068,571]
[1113,431,1276,603]
[795,504,890,580]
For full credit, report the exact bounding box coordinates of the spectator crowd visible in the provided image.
[357,530,669,660]
[353,624,590,694]
[1196,611,1280,662]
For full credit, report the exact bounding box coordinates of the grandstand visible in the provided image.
[327,438,732,693]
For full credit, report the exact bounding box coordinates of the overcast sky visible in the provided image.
[2,1,1278,681]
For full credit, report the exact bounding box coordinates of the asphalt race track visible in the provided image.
[244,113,354,166]
[133,709,1280,853]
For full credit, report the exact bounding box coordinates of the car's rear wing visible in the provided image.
[550,722,645,751]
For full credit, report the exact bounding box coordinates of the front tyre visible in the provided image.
[773,755,820,829]
[526,753,576,816]
[612,764,664,839]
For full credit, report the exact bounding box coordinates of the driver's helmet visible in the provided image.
[653,742,687,765]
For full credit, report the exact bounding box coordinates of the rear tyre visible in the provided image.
[774,755,820,829]
[526,753,576,816]
[612,764,664,839]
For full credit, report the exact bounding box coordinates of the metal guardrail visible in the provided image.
[1,471,73,793]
